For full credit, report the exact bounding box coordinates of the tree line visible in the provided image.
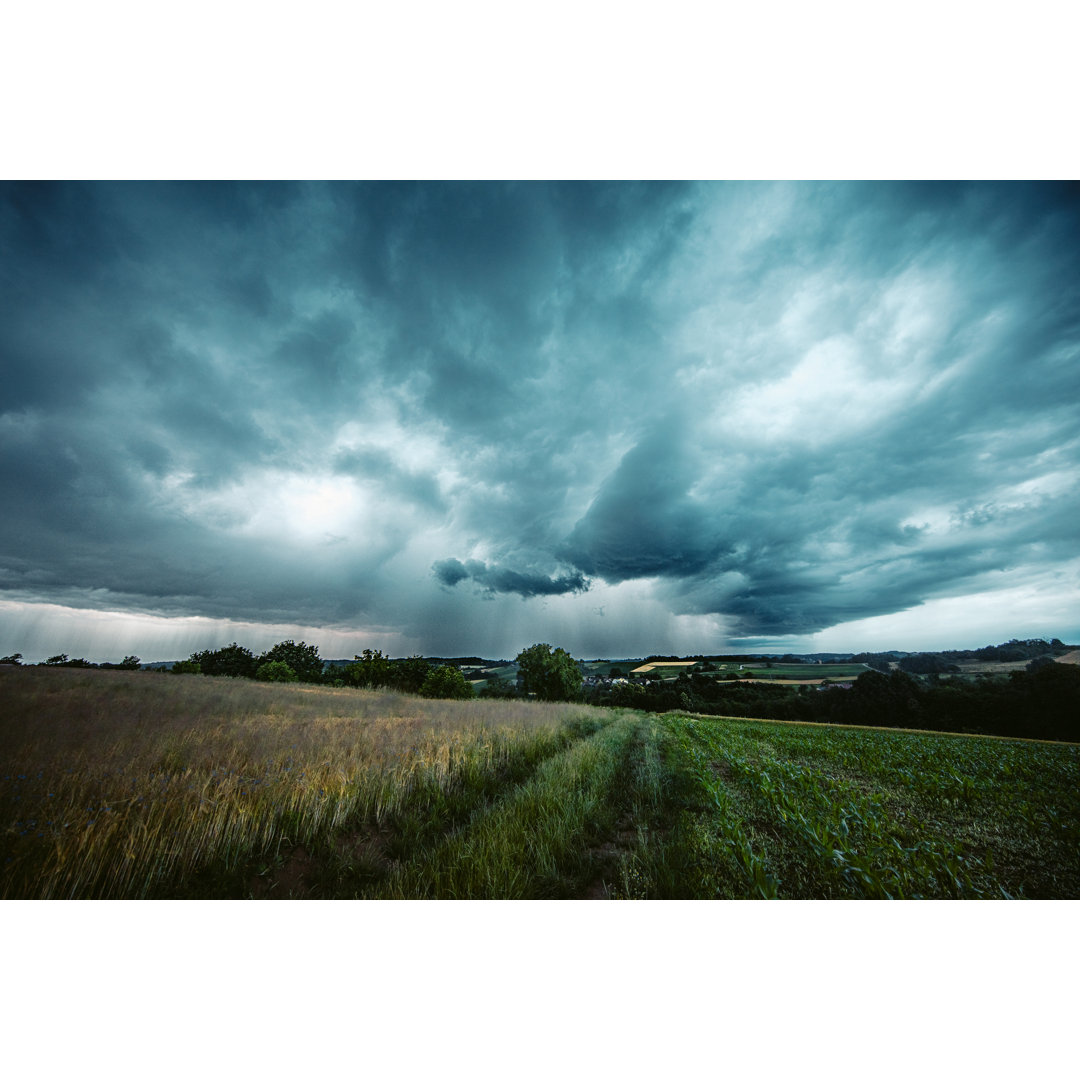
[174,641,479,700]
[588,662,1080,742]
[1,640,587,704]
[1,652,142,670]
[6,637,1076,737]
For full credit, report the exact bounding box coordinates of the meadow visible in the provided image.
[2,667,1077,899]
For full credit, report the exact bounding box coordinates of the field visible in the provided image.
[2,667,1077,899]
[624,661,871,683]
[580,660,642,677]
[636,715,1079,898]
[714,662,870,681]
[954,660,1035,674]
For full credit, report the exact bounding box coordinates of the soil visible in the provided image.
[251,845,320,899]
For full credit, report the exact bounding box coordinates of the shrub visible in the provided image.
[255,661,299,683]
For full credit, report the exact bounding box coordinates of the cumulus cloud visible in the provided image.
[1,181,1079,658]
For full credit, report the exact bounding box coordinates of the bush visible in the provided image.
[255,661,299,683]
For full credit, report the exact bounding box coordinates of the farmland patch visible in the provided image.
[2,668,1076,899]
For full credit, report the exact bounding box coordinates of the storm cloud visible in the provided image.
[2,181,1079,660]
[433,558,589,598]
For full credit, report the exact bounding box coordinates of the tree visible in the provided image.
[420,665,474,700]
[392,655,432,694]
[38,654,93,667]
[0,653,22,665]
[257,640,323,683]
[255,660,299,683]
[898,653,959,675]
[119,655,141,670]
[344,649,395,689]
[515,643,583,701]
[170,660,202,675]
[188,643,258,679]
[611,682,647,708]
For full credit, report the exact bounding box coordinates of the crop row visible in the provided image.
[644,714,1080,899]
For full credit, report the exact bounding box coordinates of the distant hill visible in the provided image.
[322,656,505,670]
[15,638,1078,673]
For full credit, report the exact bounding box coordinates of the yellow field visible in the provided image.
[631,662,697,674]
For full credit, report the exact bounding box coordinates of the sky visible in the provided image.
[2,180,1079,662]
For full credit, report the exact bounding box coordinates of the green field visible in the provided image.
[581,660,642,676]
[706,662,870,680]
[634,714,1079,898]
[2,667,1076,898]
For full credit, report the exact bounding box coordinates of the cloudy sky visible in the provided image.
[1,181,1078,662]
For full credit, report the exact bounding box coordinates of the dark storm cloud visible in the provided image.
[561,419,726,581]
[2,180,1079,655]
[433,558,589,598]
[555,182,1080,638]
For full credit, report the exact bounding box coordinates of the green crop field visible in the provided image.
[632,714,1079,898]
[2,667,1076,899]
[707,662,870,680]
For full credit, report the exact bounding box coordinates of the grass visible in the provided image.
[2,667,1077,899]
[0,668,605,899]
[368,714,643,898]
